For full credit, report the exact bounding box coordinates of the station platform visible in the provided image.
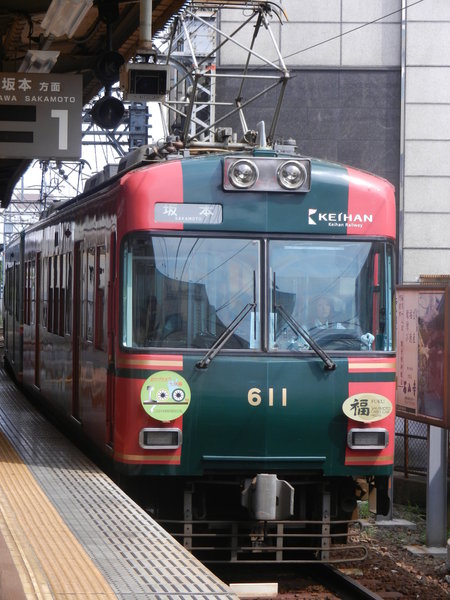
[0,365,237,600]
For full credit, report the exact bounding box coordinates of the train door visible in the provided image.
[72,242,81,421]
[34,253,41,388]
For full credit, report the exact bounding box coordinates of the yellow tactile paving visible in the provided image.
[0,431,117,600]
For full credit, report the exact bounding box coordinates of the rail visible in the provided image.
[315,564,384,600]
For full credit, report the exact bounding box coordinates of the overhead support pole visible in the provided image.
[426,426,448,549]
[139,0,153,53]
[234,9,264,137]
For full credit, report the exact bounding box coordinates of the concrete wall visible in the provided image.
[219,0,401,68]
[216,1,402,189]
[215,1,450,282]
[401,0,450,281]
[215,69,401,189]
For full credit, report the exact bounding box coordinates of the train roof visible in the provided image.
[27,123,395,239]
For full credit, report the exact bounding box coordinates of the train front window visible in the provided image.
[122,235,260,350]
[269,240,394,352]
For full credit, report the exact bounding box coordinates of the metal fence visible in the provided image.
[394,417,428,476]
[394,416,450,477]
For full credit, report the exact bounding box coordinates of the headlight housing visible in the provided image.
[347,428,389,450]
[139,428,182,449]
[224,156,311,192]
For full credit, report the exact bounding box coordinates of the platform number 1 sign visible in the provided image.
[51,109,69,151]
[0,72,82,159]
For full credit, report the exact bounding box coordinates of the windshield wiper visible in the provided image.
[275,303,336,371]
[196,302,256,369]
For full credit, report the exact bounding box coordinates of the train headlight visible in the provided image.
[277,160,307,190]
[139,428,182,449]
[347,428,388,450]
[227,159,259,189]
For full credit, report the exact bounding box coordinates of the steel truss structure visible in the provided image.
[2,2,288,248]
[158,1,288,146]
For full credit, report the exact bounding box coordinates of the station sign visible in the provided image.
[0,72,82,159]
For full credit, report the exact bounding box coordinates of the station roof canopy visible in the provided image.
[0,0,193,208]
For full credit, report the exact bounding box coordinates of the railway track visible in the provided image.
[314,564,383,599]
[211,562,383,600]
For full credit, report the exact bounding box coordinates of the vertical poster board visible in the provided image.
[396,284,449,428]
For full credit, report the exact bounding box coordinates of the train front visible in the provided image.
[113,147,396,563]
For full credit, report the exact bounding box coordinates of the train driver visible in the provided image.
[311,296,345,330]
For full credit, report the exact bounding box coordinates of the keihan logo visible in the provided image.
[308,208,317,225]
[307,208,373,228]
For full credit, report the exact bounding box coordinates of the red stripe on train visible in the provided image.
[118,160,184,233]
[114,375,183,466]
[116,354,183,371]
[348,357,396,373]
[344,380,396,467]
[347,167,396,238]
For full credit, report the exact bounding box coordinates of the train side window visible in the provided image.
[24,261,30,325]
[5,267,12,314]
[42,257,48,329]
[52,255,60,335]
[4,269,8,313]
[371,245,394,351]
[95,246,106,350]
[59,254,65,336]
[27,260,33,325]
[86,247,95,342]
[48,257,53,332]
[65,253,72,335]
[8,266,15,318]
[30,260,36,326]
[14,264,20,322]
[7,266,13,317]
[11,266,14,317]
[4,269,7,313]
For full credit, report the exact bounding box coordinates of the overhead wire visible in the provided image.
[280,0,425,63]
[186,0,426,69]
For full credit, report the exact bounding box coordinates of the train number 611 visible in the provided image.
[248,387,287,407]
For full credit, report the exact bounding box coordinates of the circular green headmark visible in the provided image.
[141,371,191,422]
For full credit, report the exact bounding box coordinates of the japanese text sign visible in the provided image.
[0,72,82,159]
[396,284,450,428]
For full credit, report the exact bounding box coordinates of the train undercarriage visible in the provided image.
[122,473,390,564]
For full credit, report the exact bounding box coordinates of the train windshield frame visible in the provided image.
[121,234,395,353]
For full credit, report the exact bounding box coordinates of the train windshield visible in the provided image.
[121,235,394,353]
[122,235,260,349]
[269,240,394,352]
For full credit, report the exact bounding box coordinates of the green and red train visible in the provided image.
[4,137,396,563]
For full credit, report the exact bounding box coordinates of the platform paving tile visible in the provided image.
[0,369,237,600]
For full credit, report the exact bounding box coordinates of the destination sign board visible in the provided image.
[0,72,82,159]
